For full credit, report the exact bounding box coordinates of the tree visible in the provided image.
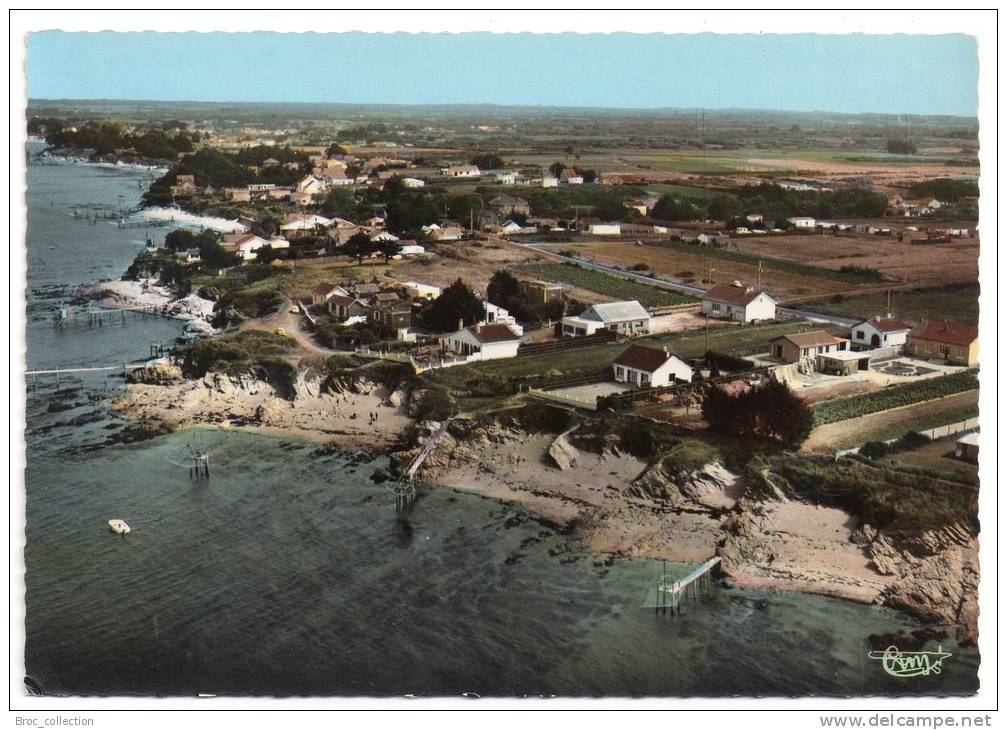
[471,152,505,170]
[487,270,522,307]
[707,194,741,221]
[343,231,379,265]
[886,138,918,155]
[321,187,358,219]
[378,239,402,263]
[702,379,814,448]
[326,143,349,158]
[651,194,700,222]
[419,278,484,333]
[549,161,566,178]
[255,245,278,265]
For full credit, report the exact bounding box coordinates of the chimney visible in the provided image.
[458,318,464,332]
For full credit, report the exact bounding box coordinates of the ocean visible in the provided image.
[20,144,980,697]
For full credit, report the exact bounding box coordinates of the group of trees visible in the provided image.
[486,270,564,324]
[341,231,402,265]
[40,119,196,161]
[164,229,237,268]
[886,139,918,155]
[701,379,814,448]
[908,178,979,204]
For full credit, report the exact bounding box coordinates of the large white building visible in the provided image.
[612,344,693,388]
[701,282,777,323]
[561,300,651,337]
[439,323,523,361]
[787,216,817,229]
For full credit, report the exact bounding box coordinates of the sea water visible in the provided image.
[20,145,980,697]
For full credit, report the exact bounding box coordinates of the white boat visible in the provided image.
[108,519,131,535]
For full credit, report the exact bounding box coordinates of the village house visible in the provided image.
[402,281,442,300]
[499,220,536,236]
[769,330,849,363]
[427,226,465,242]
[561,300,651,337]
[589,222,622,236]
[371,302,412,331]
[540,176,560,188]
[311,283,349,307]
[849,316,911,350]
[296,175,328,195]
[560,170,584,185]
[401,177,426,188]
[625,196,660,217]
[520,280,565,303]
[230,233,289,261]
[326,294,370,320]
[481,301,522,335]
[440,323,523,360]
[176,247,201,263]
[281,213,333,236]
[223,187,252,202]
[170,174,198,197]
[906,320,979,366]
[787,216,817,229]
[489,195,531,217]
[495,171,517,185]
[612,344,693,388]
[440,164,481,178]
[701,282,777,323]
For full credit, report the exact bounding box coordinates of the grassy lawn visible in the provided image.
[520,262,696,307]
[795,284,980,324]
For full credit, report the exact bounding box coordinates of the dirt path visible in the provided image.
[241,300,337,362]
[802,390,980,453]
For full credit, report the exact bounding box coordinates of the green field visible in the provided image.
[827,403,980,451]
[797,284,980,324]
[424,320,826,398]
[521,262,696,307]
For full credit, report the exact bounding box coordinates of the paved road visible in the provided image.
[501,237,860,328]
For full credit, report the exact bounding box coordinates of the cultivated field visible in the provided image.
[796,284,980,324]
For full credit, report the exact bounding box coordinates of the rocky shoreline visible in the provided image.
[417,418,980,645]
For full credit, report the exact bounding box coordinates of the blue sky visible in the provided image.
[27,32,978,116]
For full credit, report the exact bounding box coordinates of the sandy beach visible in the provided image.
[85,278,217,333]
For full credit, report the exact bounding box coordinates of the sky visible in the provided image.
[26,31,979,117]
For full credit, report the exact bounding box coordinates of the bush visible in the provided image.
[364,360,415,391]
[413,386,456,422]
[859,441,890,459]
[703,379,814,448]
[813,370,978,426]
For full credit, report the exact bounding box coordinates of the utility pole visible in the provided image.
[708,262,715,287]
[757,259,764,291]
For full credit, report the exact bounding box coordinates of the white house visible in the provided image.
[401,177,426,188]
[427,226,464,242]
[589,223,622,236]
[541,176,560,188]
[701,282,777,323]
[229,233,280,261]
[561,300,651,337]
[402,281,442,300]
[398,244,426,257]
[482,301,523,335]
[850,316,911,350]
[281,213,333,234]
[612,344,693,388]
[440,165,481,178]
[495,171,517,185]
[296,175,327,195]
[440,323,522,361]
[787,216,817,229]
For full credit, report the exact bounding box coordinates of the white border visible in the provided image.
[6,7,1000,724]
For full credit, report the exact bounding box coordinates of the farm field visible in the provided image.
[731,233,980,290]
[803,390,980,453]
[519,262,696,307]
[551,241,883,300]
[796,284,980,324]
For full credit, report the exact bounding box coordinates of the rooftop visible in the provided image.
[703,282,770,307]
[614,344,678,372]
[773,330,847,348]
[912,320,979,347]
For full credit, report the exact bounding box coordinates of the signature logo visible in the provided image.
[868,645,952,678]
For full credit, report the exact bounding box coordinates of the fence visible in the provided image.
[516,329,617,357]
[836,417,981,457]
[526,387,599,411]
[604,366,775,405]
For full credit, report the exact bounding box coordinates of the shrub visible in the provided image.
[814,371,978,426]
[413,385,456,422]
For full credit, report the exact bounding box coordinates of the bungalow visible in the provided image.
[561,300,651,337]
[560,170,584,185]
[906,320,979,366]
[281,213,333,235]
[290,191,313,206]
[402,281,442,300]
[401,177,426,188]
[701,282,777,323]
[589,223,622,236]
[176,247,201,263]
[850,316,911,350]
[769,331,848,363]
[499,220,535,236]
[223,187,252,202]
[482,301,522,335]
[398,243,427,257]
[495,171,517,185]
[371,302,412,330]
[370,231,400,243]
[440,323,523,361]
[625,196,660,216]
[440,164,481,178]
[540,176,560,188]
[787,216,817,229]
[427,226,464,242]
[612,345,693,388]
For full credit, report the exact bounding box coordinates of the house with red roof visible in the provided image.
[612,344,693,388]
[701,282,777,323]
[907,321,979,366]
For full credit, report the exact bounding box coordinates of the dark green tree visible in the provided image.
[419,278,484,333]
[343,231,379,265]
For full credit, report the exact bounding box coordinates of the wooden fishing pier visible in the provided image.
[645,557,721,615]
[52,305,185,331]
